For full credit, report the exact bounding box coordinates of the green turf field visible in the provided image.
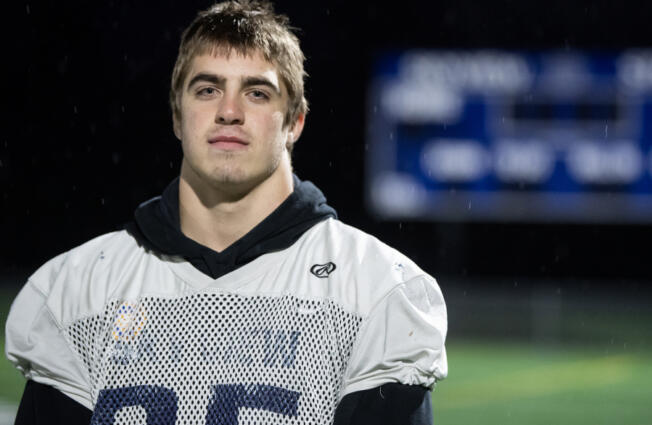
[432,341,652,425]
[0,286,24,406]
[1,285,651,424]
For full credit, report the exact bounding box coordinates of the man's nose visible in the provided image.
[215,94,244,125]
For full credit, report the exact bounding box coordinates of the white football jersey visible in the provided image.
[5,218,447,425]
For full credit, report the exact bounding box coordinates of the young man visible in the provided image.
[5,2,448,424]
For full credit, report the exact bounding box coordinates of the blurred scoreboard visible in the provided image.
[366,50,652,222]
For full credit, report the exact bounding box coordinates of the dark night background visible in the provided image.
[2,0,651,288]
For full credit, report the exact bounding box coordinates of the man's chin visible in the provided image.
[181,156,282,198]
[203,169,270,196]
[208,171,248,186]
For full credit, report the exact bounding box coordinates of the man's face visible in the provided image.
[175,50,303,192]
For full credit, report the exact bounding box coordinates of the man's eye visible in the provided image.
[197,87,217,97]
[249,90,269,100]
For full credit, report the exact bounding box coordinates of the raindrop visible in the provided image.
[373,105,377,114]
[398,222,402,230]
[101,198,105,205]
[604,123,608,139]
[73,105,78,114]
[0,160,3,167]
[169,161,174,169]
[26,4,30,14]
[121,105,126,113]
[467,201,472,210]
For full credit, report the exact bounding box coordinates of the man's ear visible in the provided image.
[287,113,305,149]
[173,113,181,141]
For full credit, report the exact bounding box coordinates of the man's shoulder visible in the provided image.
[28,230,144,296]
[295,218,434,316]
[305,218,427,280]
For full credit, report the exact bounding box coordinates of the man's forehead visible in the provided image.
[187,47,280,82]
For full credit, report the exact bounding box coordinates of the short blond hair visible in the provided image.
[170,1,308,127]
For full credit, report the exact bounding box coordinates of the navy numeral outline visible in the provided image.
[91,385,178,425]
[206,384,300,425]
[91,384,300,425]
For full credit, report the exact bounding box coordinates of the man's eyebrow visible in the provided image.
[187,73,224,90]
[242,76,281,95]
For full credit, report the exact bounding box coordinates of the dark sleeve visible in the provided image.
[15,380,93,425]
[333,383,433,425]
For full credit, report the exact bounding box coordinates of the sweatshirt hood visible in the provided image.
[126,175,337,279]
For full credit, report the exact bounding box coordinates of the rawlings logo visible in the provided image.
[310,262,337,278]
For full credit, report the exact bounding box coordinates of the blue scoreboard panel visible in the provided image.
[366,50,652,222]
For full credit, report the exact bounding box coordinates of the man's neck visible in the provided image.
[178,160,294,253]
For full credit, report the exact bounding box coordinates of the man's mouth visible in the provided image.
[208,136,249,151]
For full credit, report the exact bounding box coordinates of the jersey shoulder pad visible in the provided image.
[28,230,145,326]
[300,218,433,316]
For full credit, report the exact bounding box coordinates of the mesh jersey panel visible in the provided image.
[65,292,362,425]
